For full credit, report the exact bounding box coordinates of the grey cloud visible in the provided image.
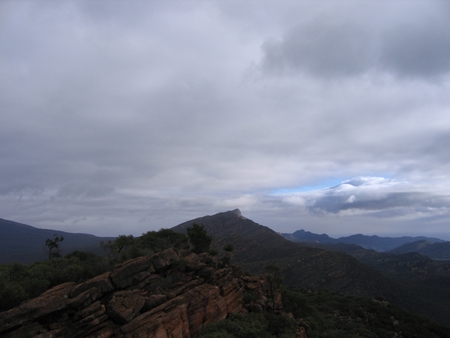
[380,21,450,79]
[261,5,450,79]
[57,179,115,199]
[2,1,450,238]
[262,22,374,77]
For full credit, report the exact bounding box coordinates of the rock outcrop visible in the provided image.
[0,249,280,338]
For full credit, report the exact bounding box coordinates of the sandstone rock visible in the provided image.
[143,294,167,311]
[221,278,244,313]
[170,277,204,297]
[68,287,101,309]
[107,290,146,324]
[70,271,114,298]
[119,297,187,336]
[184,252,206,271]
[111,256,155,289]
[151,248,179,271]
[243,275,263,291]
[120,284,228,338]
[74,300,104,322]
[121,303,190,338]
[136,273,165,293]
[0,251,281,338]
[0,282,75,332]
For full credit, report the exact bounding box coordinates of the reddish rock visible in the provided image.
[221,278,244,313]
[111,256,155,289]
[68,287,102,309]
[143,294,167,311]
[70,271,114,298]
[0,250,280,338]
[107,290,146,324]
[151,248,179,271]
[0,282,75,332]
[183,252,208,272]
[120,284,228,338]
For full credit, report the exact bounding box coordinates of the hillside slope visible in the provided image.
[390,240,450,260]
[172,210,400,298]
[172,209,450,327]
[0,218,114,264]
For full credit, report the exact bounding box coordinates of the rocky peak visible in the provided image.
[230,208,242,217]
[0,249,281,338]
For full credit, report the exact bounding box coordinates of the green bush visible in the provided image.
[187,223,212,254]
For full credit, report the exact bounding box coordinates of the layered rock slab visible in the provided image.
[0,249,275,338]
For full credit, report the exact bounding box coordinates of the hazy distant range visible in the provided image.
[0,218,114,264]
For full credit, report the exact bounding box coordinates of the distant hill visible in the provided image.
[0,218,114,264]
[390,240,450,260]
[282,228,444,251]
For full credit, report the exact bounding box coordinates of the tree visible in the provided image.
[140,229,188,253]
[100,235,135,263]
[264,264,283,310]
[114,235,135,254]
[45,235,64,260]
[187,223,212,253]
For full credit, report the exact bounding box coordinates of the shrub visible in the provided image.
[187,223,212,254]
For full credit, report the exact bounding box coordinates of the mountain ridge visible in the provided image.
[282,228,446,252]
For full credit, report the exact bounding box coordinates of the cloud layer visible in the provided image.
[1,1,450,238]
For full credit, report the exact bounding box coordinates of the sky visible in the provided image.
[2,1,450,239]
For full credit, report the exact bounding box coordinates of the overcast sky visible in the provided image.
[2,1,450,239]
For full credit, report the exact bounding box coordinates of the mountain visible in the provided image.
[0,218,114,264]
[390,240,450,260]
[173,211,400,297]
[282,228,444,251]
[172,209,450,327]
[282,229,335,243]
